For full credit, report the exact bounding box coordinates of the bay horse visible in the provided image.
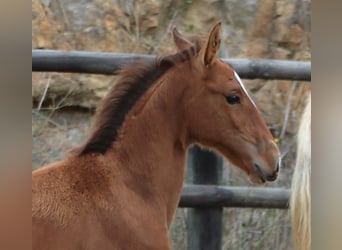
[291,94,311,250]
[32,22,280,250]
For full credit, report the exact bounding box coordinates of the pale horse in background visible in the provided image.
[290,94,311,250]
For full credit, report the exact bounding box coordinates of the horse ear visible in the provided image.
[198,21,222,66]
[172,26,193,51]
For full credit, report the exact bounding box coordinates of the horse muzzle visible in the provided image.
[254,158,280,183]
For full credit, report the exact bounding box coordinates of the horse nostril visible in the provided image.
[255,163,278,182]
[254,163,266,182]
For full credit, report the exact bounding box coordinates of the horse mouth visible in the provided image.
[254,164,277,182]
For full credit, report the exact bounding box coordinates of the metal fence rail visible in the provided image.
[179,184,289,209]
[32,49,311,81]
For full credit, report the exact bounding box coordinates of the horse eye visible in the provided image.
[226,95,240,105]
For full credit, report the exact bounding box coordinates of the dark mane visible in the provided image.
[78,45,199,156]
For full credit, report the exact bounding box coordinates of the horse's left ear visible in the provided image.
[172,26,193,51]
[198,21,222,66]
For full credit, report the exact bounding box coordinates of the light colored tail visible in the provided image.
[290,94,311,250]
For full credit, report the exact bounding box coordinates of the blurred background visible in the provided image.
[32,0,311,249]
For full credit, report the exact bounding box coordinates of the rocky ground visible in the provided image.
[32,0,311,249]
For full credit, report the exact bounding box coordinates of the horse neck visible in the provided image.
[107,66,189,226]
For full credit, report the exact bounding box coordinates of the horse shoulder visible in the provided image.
[32,155,121,219]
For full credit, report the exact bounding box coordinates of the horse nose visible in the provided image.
[268,145,281,177]
[254,159,280,182]
[254,164,274,182]
[253,141,281,182]
[269,157,281,180]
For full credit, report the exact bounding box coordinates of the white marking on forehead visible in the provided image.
[234,71,256,107]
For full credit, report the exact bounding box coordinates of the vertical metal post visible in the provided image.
[186,145,223,250]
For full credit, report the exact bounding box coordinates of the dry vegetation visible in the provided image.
[32,0,310,249]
